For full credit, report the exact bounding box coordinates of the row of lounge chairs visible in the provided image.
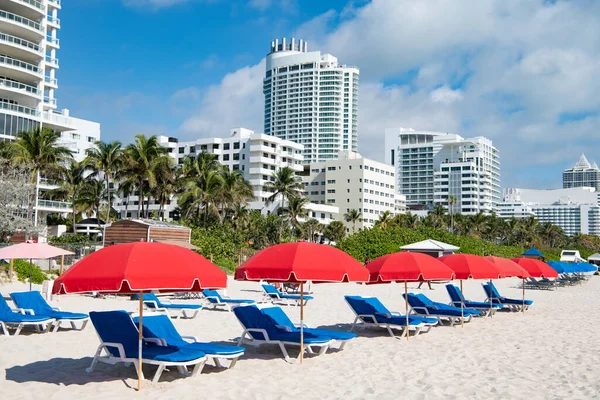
[0,291,89,336]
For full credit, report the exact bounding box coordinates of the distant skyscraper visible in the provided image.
[563,154,600,191]
[384,128,501,214]
[263,38,359,163]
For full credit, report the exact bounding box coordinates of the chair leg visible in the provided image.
[71,321,77,329]
[85,347,103,373]
[152,364,166,384]
[385,324,397,339]
[189,359,206,377]
[0,322,9,336]
[52,320,61,333]
[15,323,24,336]
[279,343,293,363]
[228,357,238,369]
[213,357,223,368]
[349,316,360,332]
[80,320,89,330]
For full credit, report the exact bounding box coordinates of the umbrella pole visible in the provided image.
[404,281,409,341]
[522,279,525,313]
[460,280,464,328]
[489,279,493,318]
[300,283,304,364]
[60,255,64,275]
[29,258,33,291]
[138,291,144,391]
[9,259,13,280]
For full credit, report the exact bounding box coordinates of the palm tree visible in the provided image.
[231,204,250,232]
[117,178,135,219]
[469,212,488,238]
[150,157,175,221]
[85,140,123,223]
[344,209,362,233]
[217,167,254,223]
[263,167,303,210]
[376,210,392,229]
[124,134,169,218]
[52,160,86,230]
[77,179,106,221]
[324,220,346,243]
[447,195,457,233]
[280,195,308,238]
[403,212,419,229]
[12,128,73,225]
[301,218,323,242]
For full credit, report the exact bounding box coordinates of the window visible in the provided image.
[327,180,336,184]
[200,145,207,151]
[347,179,350,183]
[327,189,336,194]
[234,142,240,150]
[327,166,336,171]
[87,136,95,143]
[223,154,230,161]
[321,181,325,185]
[179,147,185,154]
[233,153,240,161]
[224,143,230,150]
[233,164,239,170]
[347,189,350,193]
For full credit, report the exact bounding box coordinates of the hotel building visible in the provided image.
[384,128,500,214]
[264,38,359,163]
[563,154,600,191]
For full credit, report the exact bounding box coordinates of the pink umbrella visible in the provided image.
[0,242,74,290]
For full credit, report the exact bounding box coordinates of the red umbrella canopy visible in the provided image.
[0,242,74,259]
[234,242,369,283]
[439,254,504,280]
[485,256,530,279]
[367,252,455,283]
[511,257,558,278]
[53,242,227,294]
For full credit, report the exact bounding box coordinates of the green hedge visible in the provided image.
[10,259,48,284]
[190,225,244,274]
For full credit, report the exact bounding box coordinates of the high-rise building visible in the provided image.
[385,128,500,214]
[263,38,359,163]
[498,187,600,236]
[299,150,405,232]
[0,1,100,224]
[563,154,600,191]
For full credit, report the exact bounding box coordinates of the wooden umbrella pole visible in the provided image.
[460,280,464,328]
[300,282,304,364]
[29,258,33,291]
[489,279,493,318]
[9,259,13,280]
[522,278,525,313]
[138,291,144,391]
[404,281,409,341]
[60,255,64,275]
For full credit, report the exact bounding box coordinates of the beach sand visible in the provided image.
[1,277,599,399]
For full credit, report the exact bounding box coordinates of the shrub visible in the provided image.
[10,259,48,284]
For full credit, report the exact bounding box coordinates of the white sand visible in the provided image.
[1,277,600,399]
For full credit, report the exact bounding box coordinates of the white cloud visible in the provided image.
[123,0,195,9]
[173,0,600,188]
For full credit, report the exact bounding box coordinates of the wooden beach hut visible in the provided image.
[102,219,192,247]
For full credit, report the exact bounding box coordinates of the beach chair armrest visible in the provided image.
[388,311,402,317]
[16,308,35,315]
[375,312,392,318]
[293,323,309,328]
[99,342,127,358]
[160,298,173,305]
[276,325,293,332]
[357,313,378,323]
[449,301,462,307]
[204,296,221,303]
[412,306,430,315]
[245,328,271,341]
[52,307,62,312]
[180,335,199,343]
[144,338,166,346]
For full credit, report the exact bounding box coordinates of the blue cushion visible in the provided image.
[143,292,202,310]
[10,291,88,320]
[344,296,425,327]
[463,301,503,309]
[0,294,51,323]
[482,283,533,306]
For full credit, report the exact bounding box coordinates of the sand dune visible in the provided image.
[1,277,599,399]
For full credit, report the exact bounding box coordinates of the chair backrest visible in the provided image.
[203,289,223,303]
[41,280,54,301]
[133,314,186,347]
[10,291,54,314]
[445,284,464,303]
[261,306,295,330]
[344,296,378,317]
[402,293,433,308]
[0,294,16,318]
[142,292,162,307]
[89,310,139,358]
[232,305,274,340]
[482,282,501,299]
[261,284,279,296]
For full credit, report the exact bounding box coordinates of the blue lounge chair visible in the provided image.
[403,293,482,326]
[133,314,245,369]
[202,289,255,312]
[10,291,88,331]
[232,304,332,363]
[344,296,438,338]
[446,284,503,316]
[88,311,207,383]
[142,292,202,319]
[261,284,313,306]
[482,282,533,311]
[0,294,54,336]
[260,305,355,350]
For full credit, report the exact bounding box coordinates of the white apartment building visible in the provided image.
[385,128,500,214]
[0,0,100,225]
[264,38,359,163]
[116,128,305,220]
[498,187,600,236]
[299,150,405,232]
[563,154,600,191]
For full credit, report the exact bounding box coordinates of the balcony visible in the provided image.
[0,55,41,78]
[45,55,59,67]
[37,199,72,212]
[0,10,44,41]
[43,96,56,106]
[46,35,60,48]
[44,76,58,87]
[0,77,41,96]
[0,32,42,60]
[46,15,60,28]
[0,100,39,117]
[42,110,73,129]
[48,0,61,8]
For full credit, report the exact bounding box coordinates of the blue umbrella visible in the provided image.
[547,261,566,274]
[573,262,597,273]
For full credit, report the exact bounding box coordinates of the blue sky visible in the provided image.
[57,0,600,189]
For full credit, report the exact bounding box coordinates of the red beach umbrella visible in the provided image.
[486,256,531,313]
[235,242,368,362]
[367,252,455,339]
[511,258,558,279]
[52,242,227,390]
[439,254,504,326]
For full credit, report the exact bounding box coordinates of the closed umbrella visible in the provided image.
[366,251,455,339]
[439,254,504,326]
[485,256,530,313]
[0,241,74,290]
[235,242,368,362]
[511,258,558,279]
[53,242,227,391]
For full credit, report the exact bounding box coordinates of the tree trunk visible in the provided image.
[72,202,76,233]
[137,186,142,218]
[105,175,111,224]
